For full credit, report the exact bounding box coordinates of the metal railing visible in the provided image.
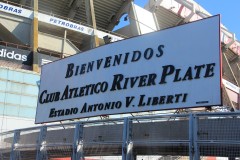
[0,41,31,51]
[1,112,240,160]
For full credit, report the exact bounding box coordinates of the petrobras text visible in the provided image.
[0,2,32,18]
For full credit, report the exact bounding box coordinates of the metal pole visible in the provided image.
[36,126,48,160]
[193,115,200,160]
[122,118,128,160]
[10,130,20,160]
[122,118,133,160]
[189,114,194,160]
[72,123,84,160]
[62,29,67,57]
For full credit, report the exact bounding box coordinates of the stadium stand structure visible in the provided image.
[0,0,239,159]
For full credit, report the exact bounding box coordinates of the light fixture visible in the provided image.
[103,35,112,44]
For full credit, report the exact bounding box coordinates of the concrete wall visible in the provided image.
[38,32,80,55]
[0,12,31,45]
[115,25,133,37]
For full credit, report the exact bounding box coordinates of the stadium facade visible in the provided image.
[0,0,239,132]
[0,0,239,159]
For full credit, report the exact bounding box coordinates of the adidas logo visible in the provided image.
[0,49,27,62]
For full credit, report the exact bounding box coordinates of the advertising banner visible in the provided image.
[0,2,33,18]
[0,45,61,67]
[38,53,60,66]
[38,13,123,42]
[0,45,32,66]
[35,16,221,123]
[0,2,123,42]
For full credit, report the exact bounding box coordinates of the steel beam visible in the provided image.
[153,12,160,30]
[224,33,236,49]
[145,0,164,12]
[223,50,239,86]
[68,0,83,19]
[85,0,99,48]
[175,0,210,19]
[61,29,67,55]
[223,85,236,110]
[106,0,131,31]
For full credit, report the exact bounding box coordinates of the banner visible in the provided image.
[0,2,33,18]
[0,45,32,66]
[0,2,123,42]
[35,16,221,123]
[38,53,60,66]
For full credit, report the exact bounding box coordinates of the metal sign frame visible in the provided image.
[35,15,221,124]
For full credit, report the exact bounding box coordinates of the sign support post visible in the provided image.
[10,130,20,160]
[122,118,133,160]
[72,123,84,160]
[36,126,48,160]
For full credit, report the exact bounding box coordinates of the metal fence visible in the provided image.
[1,112,240,160]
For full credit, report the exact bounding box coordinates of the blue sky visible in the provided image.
[119,0,239,40]
[134,0,148,6]
[194,0,239,40]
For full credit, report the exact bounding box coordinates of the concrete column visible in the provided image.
[129,2,141,36]
[85,0,99,48]
[62,29,67,56]
[32,0,39,72]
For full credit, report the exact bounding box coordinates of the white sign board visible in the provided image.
[35,16,221,124]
